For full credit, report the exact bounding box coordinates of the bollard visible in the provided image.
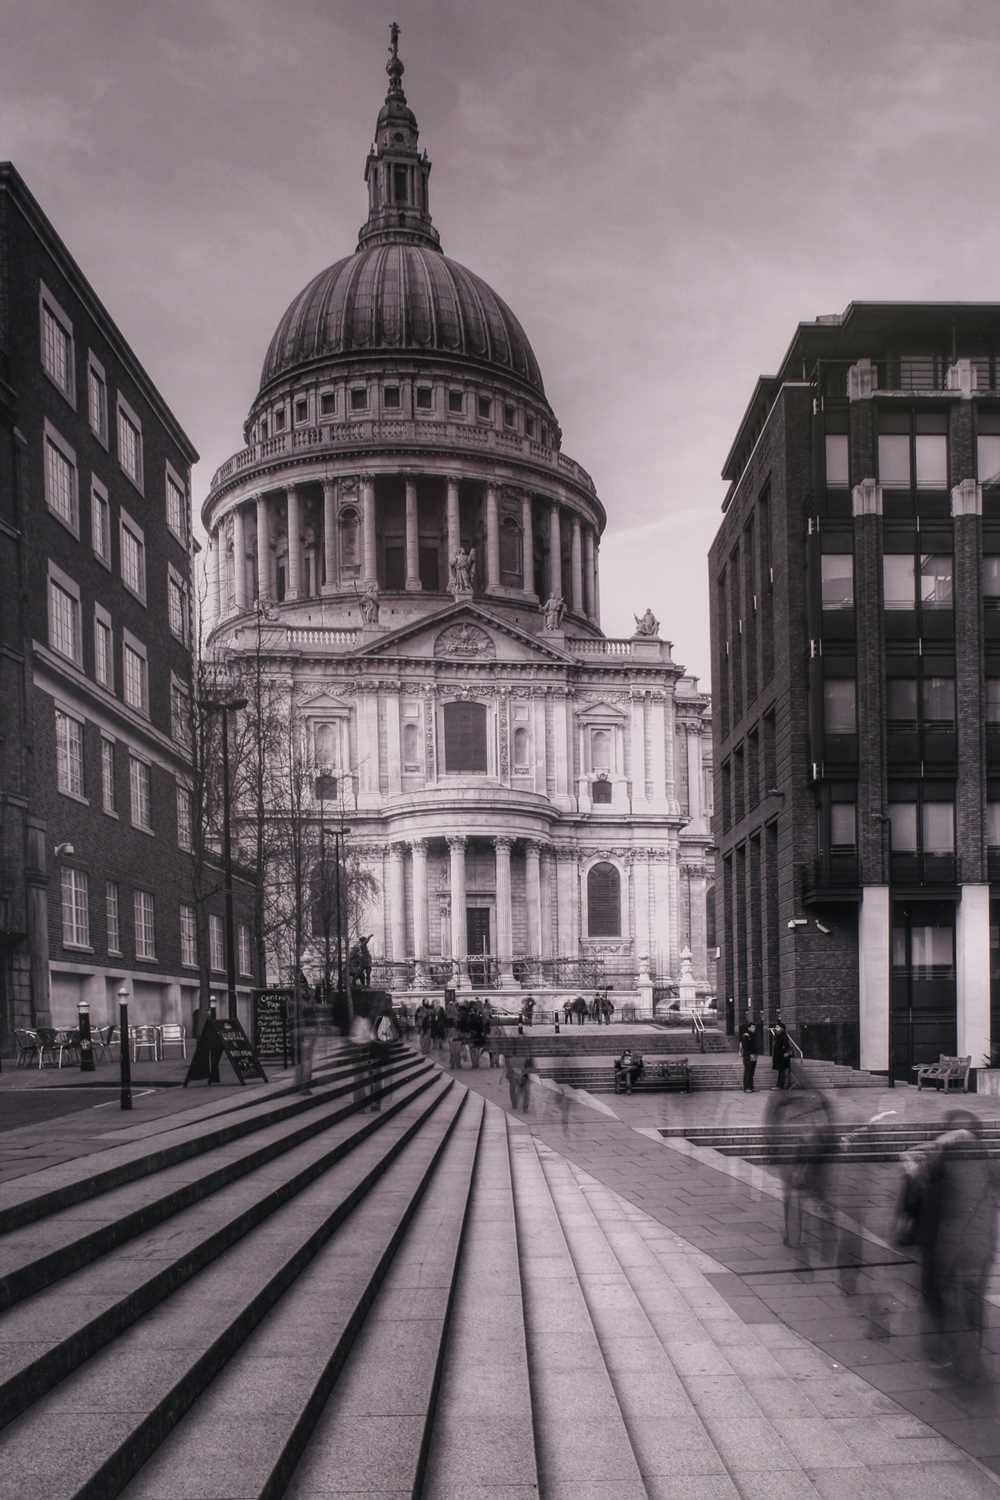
[77,999,95,1073]
[118,989,132,1110]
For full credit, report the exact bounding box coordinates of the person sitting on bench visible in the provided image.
[615,1048,644,1094]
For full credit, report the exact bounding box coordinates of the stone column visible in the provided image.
[524,840,542,958]
[632,853,652,962]
[548,502,562,599]
[232,504,248,612]
[447,835,467,985]
[209,530,222,625]
[521,493,534,595]
[593,541,601,627]
[410,840,429,987]
[555,850,578,958]
[539,848,554,962]
[446,475,461,568]
[494,836,516,987]
[387,845,406,965]
[255,495,271,603]
[404,474,421,591]
[322,480,337,594]
[361,474,377,584]
[583,525,596,619]
[570,515,584,615]
[686,723,706,831]
[285,486,301,601]
[485,482,500,590]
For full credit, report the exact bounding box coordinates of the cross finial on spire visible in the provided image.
[386,21,405,97]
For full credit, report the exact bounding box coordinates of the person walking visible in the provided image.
[738,1024,758,1092]
[572,995,587,1026]
[771,1021,793,1090]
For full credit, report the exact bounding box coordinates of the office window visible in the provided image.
[350,387,367,411]
[922,801,954,853]
[922,676,955,723]
[915,414,948,488]
[477,395,492,421]
[820,553,853,609]
[101,738,116,814]
[88,354,108,443]
[129,754,152,830]
[823,679,856,734]
[49,574,81,663]
[170,679,191,747]
[978,416,1000,486]
[209,913,224,971]
[415,386,432,410]
[825,434,849,488]
[878,431,910,487]
[176,784,193,850]
[983,556,1000,599]
[91,479,111,564]
[383,385,400,409]
[168,570,187,641]
[920,553,952,608]
[448,390,464,414]
[106,882,121,953]
[988,802,1000,847]
[987,679,1000,724]
[94,608,114,689]
[587,862,621,937]
[320,391,336,416]
[883,554,914,609]
[888,801,918,852]
[886,678,918,724]
[40,290,73,397]
[166,470,186,539]
[180,904,197,967]
[120,513,146,601]
[239,924,253,976]
[117,398,143,489]
[44,427,78,530]
[830,802,857,847]
[61,869,89,947]
[123,636,148,714]
[134,890,156,959]
[55,709,84,797]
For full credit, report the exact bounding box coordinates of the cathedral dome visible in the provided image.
[259,244,546,398]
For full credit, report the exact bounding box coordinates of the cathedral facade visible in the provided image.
[203,31,714,1005]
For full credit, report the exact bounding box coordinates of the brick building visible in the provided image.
[710,304,1000,1078]
[0,163,259,1045]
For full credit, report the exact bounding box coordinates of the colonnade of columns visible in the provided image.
[208,473,601,627]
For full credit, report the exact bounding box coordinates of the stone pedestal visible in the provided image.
[678,944,697,1012]
[636,953,654,1014]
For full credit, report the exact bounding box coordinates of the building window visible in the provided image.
[339,507,359,569]
[350,387,367,412]
[824,434,849,488]
[44,426,78,532]
[320,391,336,417]
[587,862,621,937]
[91,478,111,565]
[88,354,108,444]
[94,607,114,689]
[120,512,146,601]
[40,289,73,399]
[513,726,529,771]
[134,890,156,959]
[592,777,613,805]
[888,799,917,852]
[177,783,193,850]
[209,913,224,972]
[383,385,401,409]
[878,417,910,488]
[117,398,144,490]
[314,773,338,800]
[922,676,955,723]
[415,386,433,410]
[101,737,116,814]
[915,418,948,489]
[883,554,914,609]
[61,868,89,947]
[168,569,187,641]
[820,553,853,609]
[886,677,918,726]
[402,721,420,770]
[823,679,856,734]
[591,728,612,772]
[122,635,148,714]
[180,904,197,967]
[166,469,186,540]
[984,556,1000,600]
[239,924,252,976]
[525,414,536,438]
[988,801,1000,847]
[879,411,948,491]
[274,407,286,431]
[922,801,955,853]
[986,679,1000,724]
[129,754,152,830]
[55,709,84,797]
[294,397,308,424]
[920,553,953,608]
[106,882,121,953]
[830,801,857,847]
[448,390,464,414]
[504,403,516,429]
[49,573,81,664]
[443,700,488,773]
[500,517,521,580]
[477,395,492,421]
[978,414,1000,487]
[171,678,191,747]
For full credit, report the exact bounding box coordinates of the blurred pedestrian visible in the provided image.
[572,995,587,1026]
[771,1022,793,1090]
[739,1024,758,1092]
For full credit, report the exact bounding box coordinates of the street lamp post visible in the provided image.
[321,826,349,1028]
[204,692,248,1022]
[117,983,132,1111]
[874,811,895,1087]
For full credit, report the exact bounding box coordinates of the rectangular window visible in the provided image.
[922,676,955,723]
[983,556,1000,599]
[978,424,1000,487]
[525,414,536,438]
[120,513,146,601]
[922,802,954,853]
[878,432,910,487]
[55,709,84,797]
[504,403,516,429]
[123,636,148,714]
[820,553,854,609]
[49,576,81,663]
[823,678,856,734]
[166,470,186,539]
[106,881,120,953]
[889,801,918,852]
[448,390,464,414]
[320,391,336,416]
[415,386,432,410]
[350,387,367,411]
[91,478,111,564]
[830,802,857,847]
[477,395,492,421]
[61,868,89,947]
[886,677,918,724]
[883,554,915,610]
[920,553,952,608]
[274,407,286,431]
[44,428,78,530]
[915,413,948,489]
[117,399,144,489]
[294,397,308,424]
[129,754,152,830]
[168,570,186,641]
[824,434,849,488]
[134,890,156,959]
[101,737,116,814]
[986,679,1000,724]
[239,924,252,976]
[88,355,108,443]
[988,802,1000,847]
[40,291,73,397]
[176,783,193,850]
[209,913,224,972]
[180,903,197,967]
[170,679,190,746]
[383,386,400,409]
[94,607,114,689]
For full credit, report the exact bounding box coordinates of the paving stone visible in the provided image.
[704,1416,801,1472]
[732,1473,823,1500]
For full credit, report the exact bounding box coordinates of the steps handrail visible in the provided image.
[767,1023,804,1059]
[691,1012,705,1052]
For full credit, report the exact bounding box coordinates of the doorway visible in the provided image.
[466,907,493,989]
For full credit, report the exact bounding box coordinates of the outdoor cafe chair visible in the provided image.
[14,1028,42,1067]
[131,1025,160,1063]
[158,1023,187,1059]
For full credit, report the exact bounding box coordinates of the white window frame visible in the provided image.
[170,673,191,748]
[93,603,114,691]
[87,351,108,446]
[238,923,252,977]
[167,564,188,643]
[165,460,187,543]
[55,705,86,800]
[61,867,90,948]
[129,752,153,833]
[39,282,75,406]
[176,782,193,851]
[180,903,197,967]
[47,561,82,666]
[122,630,149,716]
[43,419,79,535]
[100,735,117,817]
[119,507,146,604]
[134,889,156,960]
[106,880,121,954]
[91,475,111,568]
[116,392,144,493]
[209,912,225,972]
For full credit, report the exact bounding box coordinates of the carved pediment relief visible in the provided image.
[434,623,496,660]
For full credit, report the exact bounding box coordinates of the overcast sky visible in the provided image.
[4,0,1000,682]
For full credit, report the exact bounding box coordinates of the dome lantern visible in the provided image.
[358,22,440,254]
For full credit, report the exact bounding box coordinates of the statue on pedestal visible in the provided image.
[633,607,659,638]
[449,546,476,593]
[359,580,380,625]
[541,592,565,630]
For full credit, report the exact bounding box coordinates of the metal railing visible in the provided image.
[768,1024,804,1059]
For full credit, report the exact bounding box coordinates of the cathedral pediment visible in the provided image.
[295,686,350,712]
[351,602,575,665]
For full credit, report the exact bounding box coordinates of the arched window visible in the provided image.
[444,701,488,773]
[591,729,611,772]
[339,507,359,570]
[314,723,338,768]
[402,721,420,769]
[587,861,621,937]
[513,726,529,770]
[500,517,521,581]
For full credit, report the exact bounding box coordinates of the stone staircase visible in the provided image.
[507,1027,735,1059]
[536,1054,884,1092]
[663,1118,1000,1164]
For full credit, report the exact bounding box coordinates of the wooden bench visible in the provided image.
[913,1054,972,1092]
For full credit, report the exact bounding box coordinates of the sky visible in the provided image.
[4,0,1000,683]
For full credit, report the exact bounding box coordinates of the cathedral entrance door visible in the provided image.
[466,908,493,989]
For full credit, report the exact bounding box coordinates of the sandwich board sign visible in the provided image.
[184,1015,268,1086]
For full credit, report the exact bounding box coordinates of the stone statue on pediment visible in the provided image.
[633,607,659,638]
[359,580,380,624]
[449,546,476,594]
[541,593,565,630]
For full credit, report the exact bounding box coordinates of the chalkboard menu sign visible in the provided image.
[253,989,291,1064]
[184,1016,268,1087]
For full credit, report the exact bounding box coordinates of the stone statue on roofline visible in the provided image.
[633,607,659,638]
[541,592,565,630]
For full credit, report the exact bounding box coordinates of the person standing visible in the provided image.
[738,1024,757,1092]
[771,1021,793,1090]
